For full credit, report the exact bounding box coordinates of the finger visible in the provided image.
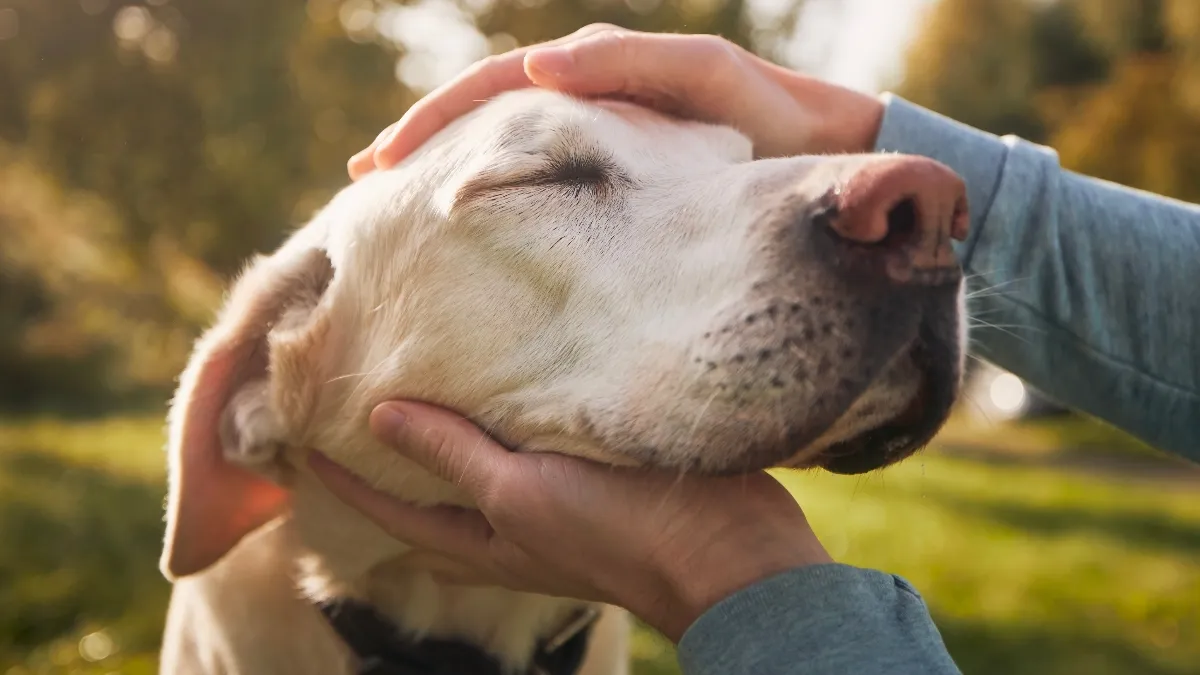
[524,31,744,111]
[347,148,374,181]
[372,56,531,168]
[372,24,620,168]
[307,450,495,560]
[368,401,515,497]
[347,123,398,180]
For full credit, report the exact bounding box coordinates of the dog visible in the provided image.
[157,88,968,674]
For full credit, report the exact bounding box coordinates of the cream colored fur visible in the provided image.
[159,89,965,674]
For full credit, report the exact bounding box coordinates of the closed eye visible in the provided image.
[536,154,611,186]
[491,149,632,201]
[452,148,629,207]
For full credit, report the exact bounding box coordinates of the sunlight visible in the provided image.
[789,0,936,92]
[989,372,1029,415]
[379,0,491,94]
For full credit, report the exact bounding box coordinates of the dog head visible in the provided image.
[162,89,967,578]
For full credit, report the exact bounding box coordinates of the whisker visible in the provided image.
[684,388,721,448]
[963,267,1018,282]
[958,391,999,426]
[966,290,1017,301]
[965,276,1030,297]
[965,307,1010,319]
[965,353,992,367]
[967,319,1039,345]
[651,467,689,522]
[458,411,513,487]
[967,322,1045,332]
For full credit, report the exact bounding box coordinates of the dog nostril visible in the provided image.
[884,197,918,245]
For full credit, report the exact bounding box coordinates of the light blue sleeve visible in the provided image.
[676,564,960,674]
[675,93,1200,675]
[874,94,1200,462]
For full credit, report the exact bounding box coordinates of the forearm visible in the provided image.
[676,564,961,675]
[874,95,1200,461]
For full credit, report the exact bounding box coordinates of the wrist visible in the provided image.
[643,514,832,641]
[806,84,885,155]
[765,63,884,155]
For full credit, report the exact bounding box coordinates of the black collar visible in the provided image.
[317,599,598,675]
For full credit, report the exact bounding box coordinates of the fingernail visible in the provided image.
[347,150,372,179]
[527,47,573,77]
[370,403,411,444]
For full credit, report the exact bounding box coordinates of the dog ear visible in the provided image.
[161,240,335,580]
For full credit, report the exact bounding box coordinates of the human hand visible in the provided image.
[347,25,885,179]
[307,401,832,642]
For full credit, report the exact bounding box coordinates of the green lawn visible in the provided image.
[2,415,1197,675]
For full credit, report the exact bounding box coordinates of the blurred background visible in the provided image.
[1,0,1198,673]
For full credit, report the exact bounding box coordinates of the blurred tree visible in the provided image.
[0,0,409,410]
[897,0,1043,141]
[0,0,409,274]
[0,150,176,411]
[0,0,791,411]
[897,0,1200,203]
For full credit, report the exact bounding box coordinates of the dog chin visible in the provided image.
[810,339,961,474]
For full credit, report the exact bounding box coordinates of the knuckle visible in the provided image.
[477,462,532,519]
[576,22,621,37]
[476,484,525,530]
[422,428,460,479]
[474,483,507,516]
[590,30,637,89]
[469,54,500,75]
[694,33,738,64]
[583,25,632,54]
[602,27,634,48]
[692,35,744,93]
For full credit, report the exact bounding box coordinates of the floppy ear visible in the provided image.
[161,242,334,580]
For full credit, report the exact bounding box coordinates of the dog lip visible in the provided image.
[818,386,927,475]
[817,328,957,476]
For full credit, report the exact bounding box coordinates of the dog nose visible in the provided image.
[824,157,969,284]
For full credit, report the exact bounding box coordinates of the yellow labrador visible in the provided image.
[158,89,968,674]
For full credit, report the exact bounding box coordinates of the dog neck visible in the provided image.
[281,467,593,671]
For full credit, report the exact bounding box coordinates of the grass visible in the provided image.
[1,414,1197,675]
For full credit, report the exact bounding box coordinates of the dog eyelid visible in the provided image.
[530,154,614,187]
[454,153,628,207]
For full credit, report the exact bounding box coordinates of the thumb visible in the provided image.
[369,401,512,496]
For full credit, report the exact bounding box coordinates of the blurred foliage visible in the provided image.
[7,0,1198,413]
[0,0,406,411]
[899,0,1200,203]
[0,0,778,413]
[2,415,1197,674]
